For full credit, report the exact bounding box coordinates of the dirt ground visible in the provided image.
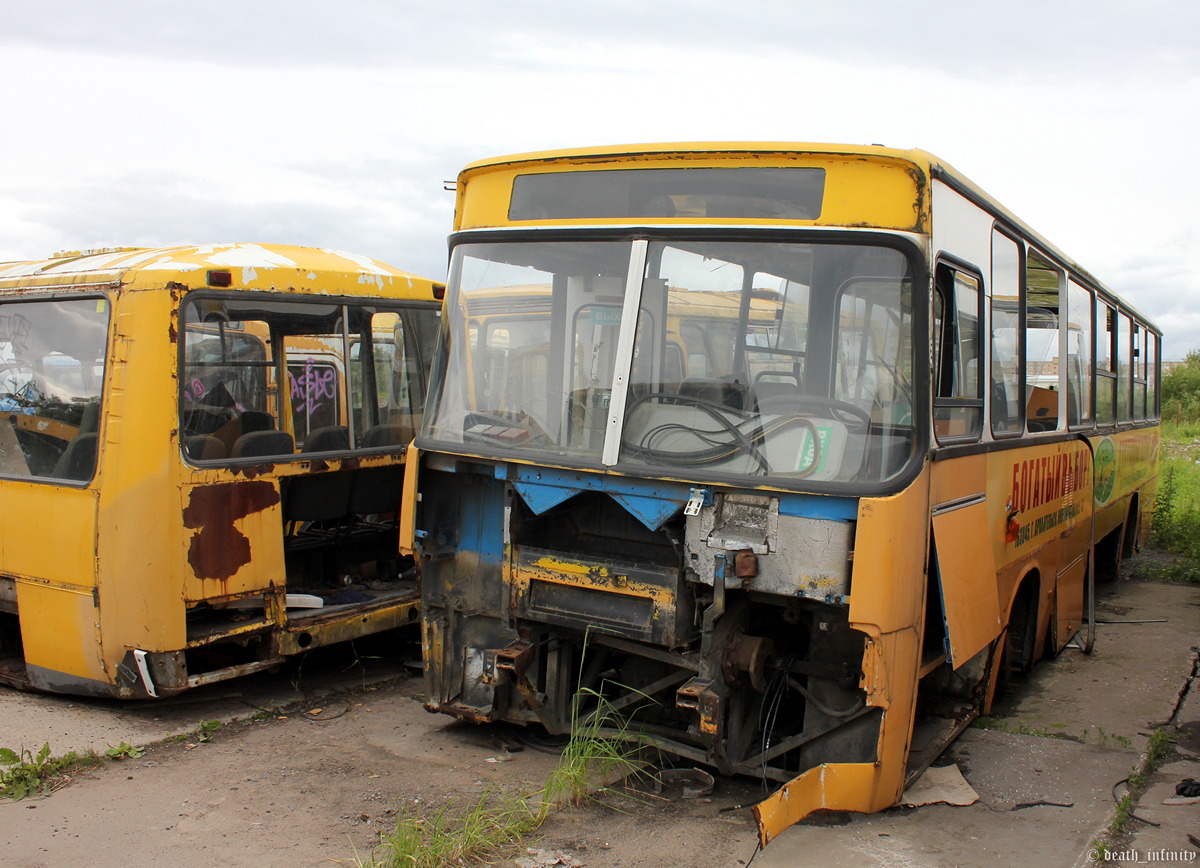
[1,572,1198,868]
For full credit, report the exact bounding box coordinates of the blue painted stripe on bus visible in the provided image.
[507,464,857,525]
[508,465,694,531]
[777,494,858,521]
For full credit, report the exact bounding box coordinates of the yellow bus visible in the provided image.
[412,143,1160,844]
[0,243,442,698]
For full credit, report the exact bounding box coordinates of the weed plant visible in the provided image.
[0,743,99,800]
[359,686,645,868]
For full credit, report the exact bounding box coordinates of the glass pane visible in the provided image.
[934,267,982,441]
[1147,332,1159,417]
[510,167,825,221]
[1132,322,1146,420]
[181,298,348,460]
[0,298,110,481]
[353,307,441,449]
[285,334,344,445]
[621,240,914,485]
[1024,249,1061,433]
[1117,312,1132,422]
[991,232,1023,435]
[1096,304,1117,424]
[1066,280,1092,426]
[424,240,633,461]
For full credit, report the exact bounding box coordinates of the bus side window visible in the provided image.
[1066,279,1093,428]
[933,263,983,443]
[1096,302,1118,424]
[990,230,1023,437]
[1024,248,1063,433]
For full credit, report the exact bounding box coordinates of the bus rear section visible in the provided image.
[0,244,442,698]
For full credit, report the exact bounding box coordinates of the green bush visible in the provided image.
[1149,459,1200,581]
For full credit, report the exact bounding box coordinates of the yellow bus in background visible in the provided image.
[412,143,1160,843]
[0,244,442,698]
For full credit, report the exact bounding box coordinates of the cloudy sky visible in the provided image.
[2,1,1197,356]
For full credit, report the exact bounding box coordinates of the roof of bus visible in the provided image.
[0,243,443,301]
[456,142,1159,332]
[461,141,939,171]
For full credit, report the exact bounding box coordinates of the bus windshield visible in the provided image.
[426,237,917,487]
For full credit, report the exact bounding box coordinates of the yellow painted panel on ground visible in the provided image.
[752,763,883,845]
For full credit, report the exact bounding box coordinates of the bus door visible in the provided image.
[929,457,1001,668]
[1054,441,1094,650]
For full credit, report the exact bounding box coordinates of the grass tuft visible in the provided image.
[0,743,101,800]
[357,687,644,868]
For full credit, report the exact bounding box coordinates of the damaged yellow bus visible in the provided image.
[0,244,442,698]
[411,143,1160,843]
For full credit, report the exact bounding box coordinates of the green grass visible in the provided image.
[1090,726,1176,858]
[357,688,645,868]
[1140,429,1200,582]
[355,788,545,868]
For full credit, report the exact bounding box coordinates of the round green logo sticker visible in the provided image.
[1094,437,1117,504]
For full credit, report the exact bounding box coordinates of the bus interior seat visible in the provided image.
[990,376,1010,430]
[184,434,225,461]
[361,422,413,449]
[52,432,98,481]
[750,380,804,413]
[302,425,350,453]
[1025,385,1058,432]
[348,464,407,519]
[239,410,276,434]
[231,430,294,459]
[282,469,354,525]
[678,377,748,411]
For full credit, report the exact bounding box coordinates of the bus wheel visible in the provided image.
[998,585,1039,696]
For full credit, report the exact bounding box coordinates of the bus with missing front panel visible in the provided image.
[409,143,1159,844]
[0,244,441,698]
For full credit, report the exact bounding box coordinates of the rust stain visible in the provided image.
[182,481,280,580]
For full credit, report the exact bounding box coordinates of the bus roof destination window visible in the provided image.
[509,167,826,221]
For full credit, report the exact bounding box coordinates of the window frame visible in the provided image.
[932,257,984,445]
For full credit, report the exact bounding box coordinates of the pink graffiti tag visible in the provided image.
[290,361,336,418]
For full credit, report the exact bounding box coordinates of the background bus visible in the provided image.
[411,143,1160,844]
[0,244,442,698]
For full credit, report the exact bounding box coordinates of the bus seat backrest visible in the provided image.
[231,430,294,459]
[349,464,407,516]
[78,401,101,435]
[679,378,746,411]
[283,470,353,523]
[302,425,350,453]
[185,435,226,461]
[362,423,413,449]
[750,381,803,413]
[53,433,98,481]
[239,410,275,434]
[990,375,1009,428]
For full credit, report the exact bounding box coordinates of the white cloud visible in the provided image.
[1,0,1196,355]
